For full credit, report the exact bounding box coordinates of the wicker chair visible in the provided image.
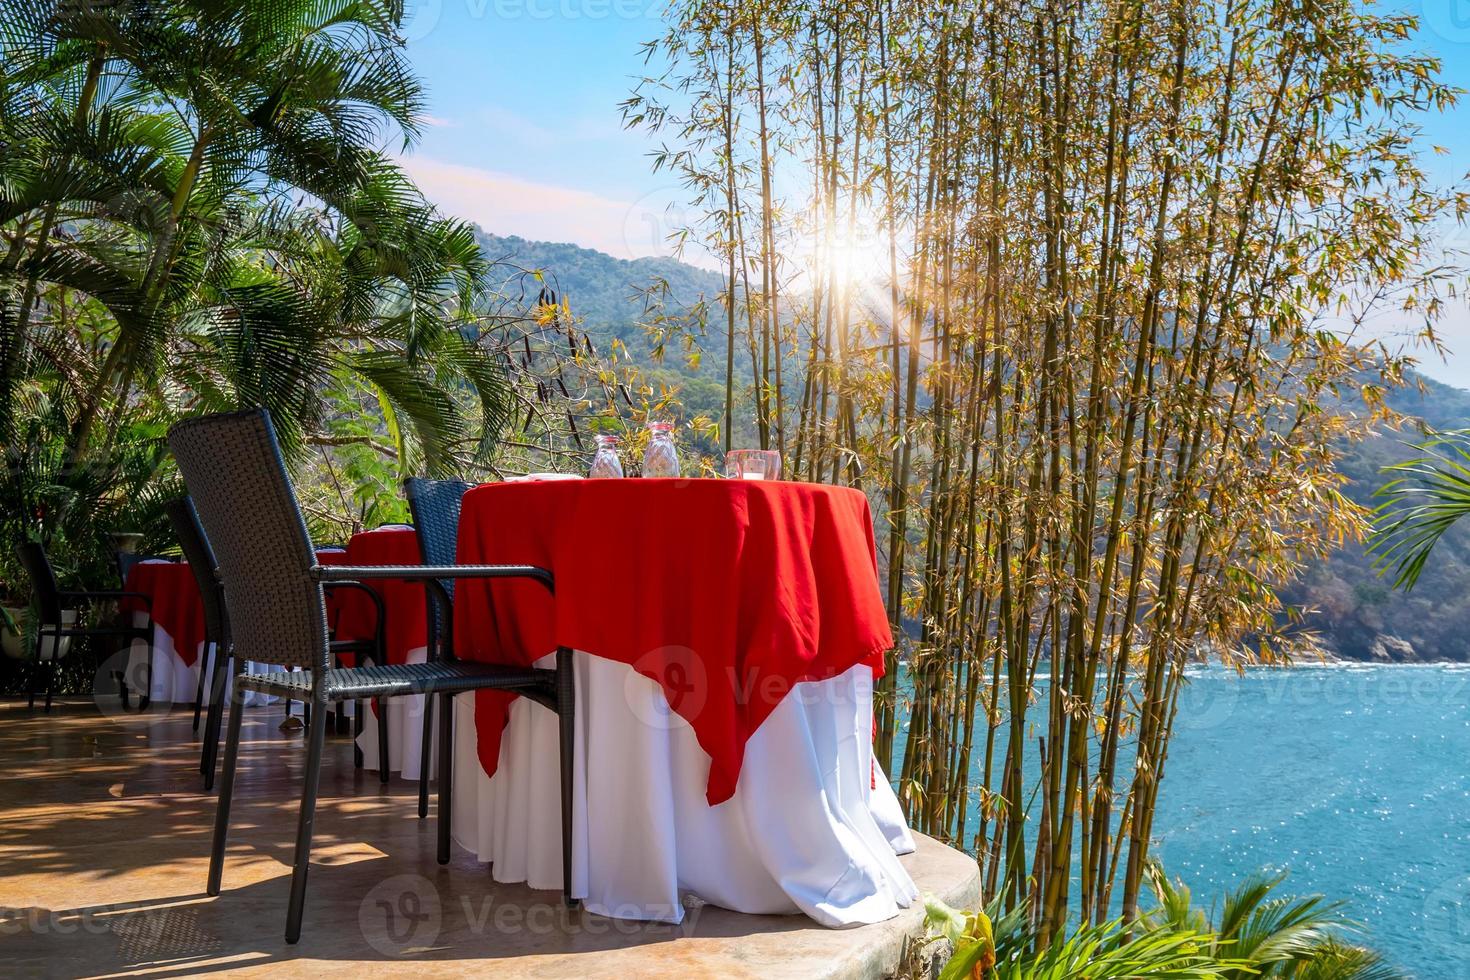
[168,496,394,791]
[402,477,473,817]
[15,542,155,712]
[168,409,575,944]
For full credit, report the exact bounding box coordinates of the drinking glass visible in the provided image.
[725,449,782,481]
[642,421,680,478]
[589,434,624,479]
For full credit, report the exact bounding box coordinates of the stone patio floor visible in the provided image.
[0,697,978,978]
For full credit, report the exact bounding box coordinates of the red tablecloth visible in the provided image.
[322,527,426,666]
[454,479,894,805]
[120,562,205,667]
[316,546,352,647]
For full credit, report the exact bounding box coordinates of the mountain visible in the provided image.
[1281,377,1470,662]
[473,230,726,356]
[474,229,736,440]
[474,227,1470,662]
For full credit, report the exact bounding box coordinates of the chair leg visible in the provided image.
[138,655,152,713]
[437,691,453,865]
[417,694,434,818]
[208,688,246,896]
[374,639,389,783]
[115,669,130,710]
[285,695,329,945]
[202,651,230,789]
[376,697,390,784]
[43,660,56,713]
[353,699,364,768]
[26,658,37,711]
[192,643,209,733]
[556,647,577,907]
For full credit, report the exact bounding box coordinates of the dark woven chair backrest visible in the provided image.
[165,496,228,646]
[168,410,328,672]
[404,477,473,640]
[15,542,62,624]
[404,478,473,593]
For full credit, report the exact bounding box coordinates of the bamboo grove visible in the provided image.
[627,0,1466,934]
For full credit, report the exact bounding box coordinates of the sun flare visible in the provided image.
[816,232,894,293]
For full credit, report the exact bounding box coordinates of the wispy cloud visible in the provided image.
[416,114,459,128]
[473,105,623,146]
[399,155,712,266]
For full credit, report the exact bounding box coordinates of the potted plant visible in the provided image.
[0,586,77,663]
[0,601,24,660]
[1,545,33,660]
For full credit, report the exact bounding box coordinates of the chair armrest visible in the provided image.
[313,563,554,594]
[321,581,387,642]
[314,565,551,665]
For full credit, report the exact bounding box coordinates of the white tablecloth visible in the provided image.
[359,656,916,926]
[356,644,433,772]
[125,612,201,705]
[126,613,301,709]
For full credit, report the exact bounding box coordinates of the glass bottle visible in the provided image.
[642,421,680,478]
[589,434,624,479]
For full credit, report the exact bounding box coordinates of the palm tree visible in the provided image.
[926,892,1230,979]
[922,866,1405,980]
[1,0,506,466]
[1367,430,1470,590]
[1145,865,1405,980]
[0,0,513,611]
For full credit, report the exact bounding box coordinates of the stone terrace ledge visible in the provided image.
[1,700,978,979]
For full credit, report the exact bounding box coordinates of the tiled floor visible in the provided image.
[0,698,977,978]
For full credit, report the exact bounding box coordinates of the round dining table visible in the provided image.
[119,534,429,713]
[120,558,298,709]
[333,526,437,773]
[360,477,918,928]
[120,560,206,704]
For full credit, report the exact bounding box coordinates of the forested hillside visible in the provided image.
[474,229,735,437]
[1283,377,1470,662]
[478,228,1470,662]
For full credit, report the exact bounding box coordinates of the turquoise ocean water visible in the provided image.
[1158,665,1470,978]
[896,664,1470,977]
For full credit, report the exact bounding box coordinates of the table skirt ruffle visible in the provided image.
[356,645,433,774]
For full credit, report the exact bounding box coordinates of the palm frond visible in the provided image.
[1366,430,1470,590]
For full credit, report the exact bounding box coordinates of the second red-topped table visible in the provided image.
[117,542,412,712]
[320,526,425,666]
[120,560,207,705]
[433,478,917,927]
[335,525,436,776]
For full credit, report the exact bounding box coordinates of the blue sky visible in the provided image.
[397,0,674,259]
[396,0,1470,387]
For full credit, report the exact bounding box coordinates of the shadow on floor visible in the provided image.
[0,699,818,978]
